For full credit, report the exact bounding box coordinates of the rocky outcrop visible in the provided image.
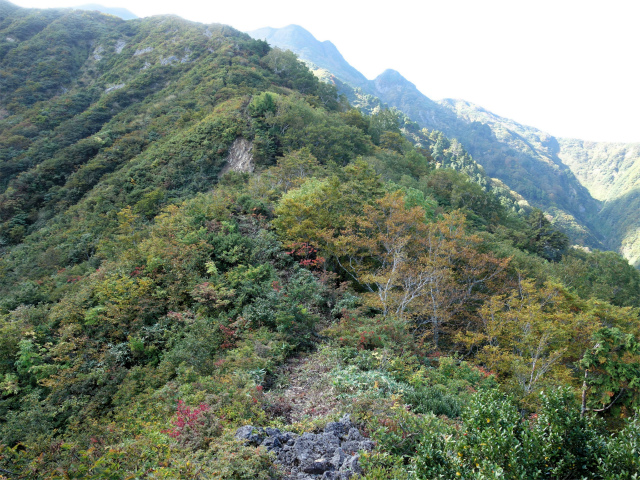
[104,83,125,94]
[134,46,153,56]
[235,415,373,479]
[219,138,254,176]
[160,55,179,65]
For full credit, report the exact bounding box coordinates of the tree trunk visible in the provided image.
[580,369,588,418]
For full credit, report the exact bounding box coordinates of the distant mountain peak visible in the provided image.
[276,24,310,32]
[377,68,403,78]
[248,24,369,88]
[374,69,418,90]
[73,4,138,20]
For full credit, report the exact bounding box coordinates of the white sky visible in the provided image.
[10,0,640,143]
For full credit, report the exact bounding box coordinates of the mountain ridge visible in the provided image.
[73,4,138,20]
[250,25,369,89]
[248,24,640,265]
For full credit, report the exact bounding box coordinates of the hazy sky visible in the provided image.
[10,0,640,142]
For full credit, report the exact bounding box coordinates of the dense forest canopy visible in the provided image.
[0,2,639,478]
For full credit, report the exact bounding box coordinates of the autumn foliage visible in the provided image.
[0,6,638,477]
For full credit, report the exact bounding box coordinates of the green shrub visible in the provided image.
[530,389,605,479]
[412,388,630,480]
[596,416,640,479]
[360,451,411,480]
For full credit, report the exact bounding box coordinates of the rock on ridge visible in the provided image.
[235,415,374,479]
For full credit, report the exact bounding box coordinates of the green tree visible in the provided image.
[273,160,384,247]
[553,249,640,307]
[580,326,640,418]
[465,279,597,401]
[262,47,318,94]
[368,108,401,145]
[259,148,321,195]
[521,209,569,262]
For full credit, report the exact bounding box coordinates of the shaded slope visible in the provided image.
[433,99,602,240]
[599,186,640,267]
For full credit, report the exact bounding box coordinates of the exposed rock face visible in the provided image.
[235,415,373,479]
[114,40,126,53]
[160,55,179,65]
[220,138,254,176]
[134,46,153,56]
[104,83,125,93]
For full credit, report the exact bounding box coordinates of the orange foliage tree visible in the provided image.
[319,191,507,347]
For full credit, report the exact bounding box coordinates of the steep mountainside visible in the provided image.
[558,140,640,202]
[559,140,640,266]
[248,25,608,250]
[432,99,603,244]
[249,25,368,90]
[0,1,359,272]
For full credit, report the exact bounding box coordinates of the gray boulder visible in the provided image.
[234,425,265,446]
[235,415,373,479]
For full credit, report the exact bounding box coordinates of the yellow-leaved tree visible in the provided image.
[463,279,598,402]
[319,191,507,347]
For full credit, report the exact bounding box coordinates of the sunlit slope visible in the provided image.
[249,24,606,249]
[559,140,640,266]
[0,1,383,309]
[0,4,274,246]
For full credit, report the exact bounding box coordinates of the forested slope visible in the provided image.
[559,139,640,266]
[0,3,639,478]
[249,25,605,249]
